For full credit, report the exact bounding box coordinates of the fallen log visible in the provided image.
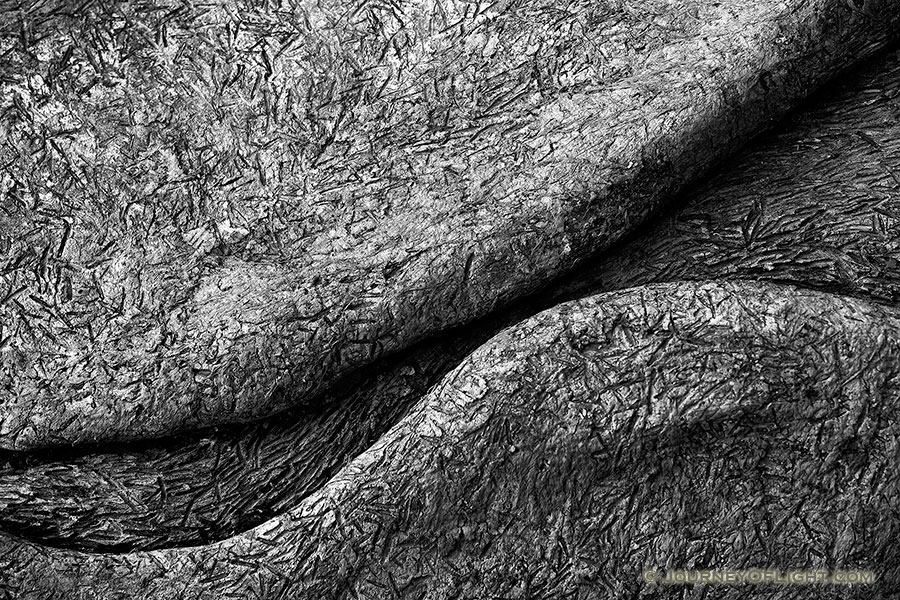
[3,0,899,449]
[2,280,899,599]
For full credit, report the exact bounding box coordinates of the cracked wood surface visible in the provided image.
[5,32,900,555]
[2,280,899,599]
[3,0,900,449]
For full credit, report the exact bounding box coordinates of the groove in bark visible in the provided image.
[553,47,900,307]
[3,0,900,449]
[2,280,899,599]
[6,42,900,553]
[0,330,488,551]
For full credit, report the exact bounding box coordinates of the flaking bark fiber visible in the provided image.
[2,281,899,598]
[2,0,899,448]
[6,39,900,556]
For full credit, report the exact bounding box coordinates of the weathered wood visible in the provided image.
[7,42,900,553]
[2,0,899,449]
[2,280,899,599]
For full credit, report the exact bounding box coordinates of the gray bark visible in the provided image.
[6,40,900,554]
[2,0,899,449]
[2,280,899,599]
[0,332,482,551]
[552,46,900,307]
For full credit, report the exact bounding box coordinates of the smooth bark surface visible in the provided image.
[2,281,899,599]
[6,42,900,553]
[2,0,899,449]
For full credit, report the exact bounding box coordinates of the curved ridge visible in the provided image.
[2,0,899,449]
[5,39,900,554]
[2,280,900,598]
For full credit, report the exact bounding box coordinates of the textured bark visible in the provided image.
[0,330,488,551]
[7,42,900,554]
[2,280,899,599]
[2,0,900,449]
[552,46,900,307]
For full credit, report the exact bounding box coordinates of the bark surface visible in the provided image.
[6,41,900,554]
[0,331,486,551]
[2,0,899,449]
[2,280,899,599]
[553,47,900,306]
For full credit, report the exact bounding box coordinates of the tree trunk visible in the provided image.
[2,0,899,449]
[2,280,899,599]
[5,41,900,554]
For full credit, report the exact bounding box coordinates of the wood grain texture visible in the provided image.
[2,0,899,449]
[2,280,899,599]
